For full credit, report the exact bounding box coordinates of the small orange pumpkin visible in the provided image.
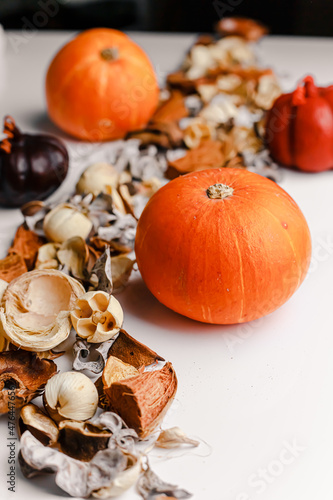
[46,28,159,141]
[135,168,311,324]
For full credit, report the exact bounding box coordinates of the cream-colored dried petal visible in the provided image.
[76,162,120,196]
[43,204,93,243]
[0,269,85,351]
[71,291,123,343]
[92,455,142,498]
[44,371,98,422]
[253,74,282,110]
[199,98,238,125]
[57,237,88,280]
[102,356,139,388]
[183,118,216,149]
[156,427,200,449]
[36,243,59,265]
[197,84,218,104]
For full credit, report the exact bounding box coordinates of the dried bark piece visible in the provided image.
[153,91,189,124]
[104,362,177,438]
[137,464,192,499]
[8,225,45,270]
[166,140,225,180]
[215,17,268,41]
[58,420,111,461]
[95,376,109,410]
[19,404,59,446]
[0,350,57,414]
[156,427,199,449]
[108,329,164,369]
[0,252,28,282]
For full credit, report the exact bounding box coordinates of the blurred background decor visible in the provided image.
[0,0,333,35]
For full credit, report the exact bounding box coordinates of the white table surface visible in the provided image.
[1,31,333,500]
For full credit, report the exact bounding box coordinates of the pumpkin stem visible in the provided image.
[101,47,119,61]
[303,75,317,98]
[207,183,234,199]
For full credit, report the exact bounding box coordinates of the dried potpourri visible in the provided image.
[0,18,282,498]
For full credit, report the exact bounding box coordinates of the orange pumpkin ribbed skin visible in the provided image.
[135,168,311,324]
[46,28,159,141]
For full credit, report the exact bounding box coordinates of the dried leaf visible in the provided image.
[109,329,164,369]
[73,337,116,374]
[0,252,28,282]
[153,91,189,123]
[156,427,199,449]
[137,465,192,499]
[57,236,90,280]
[8,225,45,270]
[166,140,225,180]
[111,254,135,293]
[90,247,113,294]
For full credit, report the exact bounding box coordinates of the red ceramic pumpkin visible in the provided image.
[135,168,311,324]
[46,28,159,141]
[266,75,333,172]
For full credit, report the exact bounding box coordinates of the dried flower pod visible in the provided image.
[0,116,68,208]
[19,404,59,446]
[105,362,177,438]
[58,420,111,461]
[44,371,99,422]
[35,242,60,270]
[43,203,93,243]
[109,329,164,369]
[76,162,120,196]
[0,269,85,351]
[0,350,56,414]
[71,291,123,343]
[8,225,45,270]
[57,236,90,280]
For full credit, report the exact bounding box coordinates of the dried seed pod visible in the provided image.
[44,371,99,422]
[72,337,116,374]
[104,362,177,438]
[0,350,56,414]
[43,203,93,243]
[0,269,85,351]
[35,242,60,270]
[71,291,123,343]
[76,162,120,196]
[57,236,90,280]
[58,420,111,461]
[109,329,164,369]
[19,404,59,446]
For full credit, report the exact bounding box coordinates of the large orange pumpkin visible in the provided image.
[135,168,311,324]
[46,28,159,141]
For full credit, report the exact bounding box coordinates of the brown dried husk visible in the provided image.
[104,362,177,438]
[109,329,164,369]
[0,350,56,414]
[166,140,225,179]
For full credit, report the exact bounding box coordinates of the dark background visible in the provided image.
[0,0,332,36]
